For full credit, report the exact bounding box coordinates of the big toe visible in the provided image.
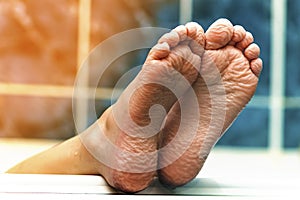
[185,22,205,55]
[205,18,234,50]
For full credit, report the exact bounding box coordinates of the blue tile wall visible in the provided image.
[286,0,300,97]
[218,108,269,147]
[284,109,300,148]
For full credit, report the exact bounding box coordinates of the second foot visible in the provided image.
[158,18,263,187]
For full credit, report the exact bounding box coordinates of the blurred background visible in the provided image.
[0,0,299,153]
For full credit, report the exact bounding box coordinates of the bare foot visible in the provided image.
[6,23,205,193]
[80,23,205,193]
[158,18,263,187]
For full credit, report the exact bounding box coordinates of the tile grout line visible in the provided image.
[0,83,123,100]
[1,82,300,109]
[179,0,193,24]
[269,0,287,154]
[74,0,92,133]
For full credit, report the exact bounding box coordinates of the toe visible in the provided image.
[205,18,234,50]
[185,22,205,55]
[232,25,247,43]
[158,31,181,48]
[185,22,205,47]
[250,58,263,77]
[244,43,260,60]
[235,31,254,51]
[173,25,188,41]
[148,42,170,60]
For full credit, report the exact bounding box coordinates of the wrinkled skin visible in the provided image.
[90,22,205,193]
[158,19,263,187]
[86,19,262,192]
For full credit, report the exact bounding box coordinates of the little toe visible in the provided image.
[235,31,254,51]
[244,43,260,60]
[250,58,263,77]
[205,18,234,50]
